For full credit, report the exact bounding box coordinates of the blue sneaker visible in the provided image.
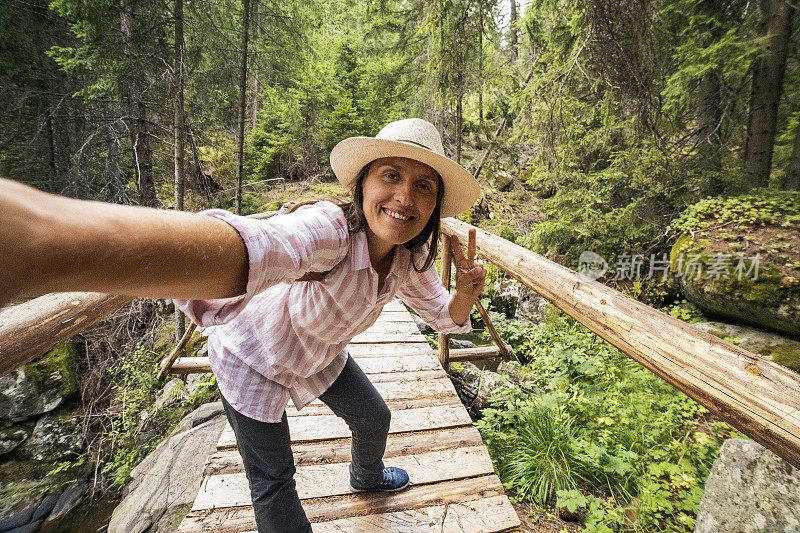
[350,466,410,492]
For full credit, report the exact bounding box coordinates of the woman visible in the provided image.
[0,118,485,532]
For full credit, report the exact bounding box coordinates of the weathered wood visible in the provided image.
[204,426,485,476]
[217,404,473,448]
[286,395,459,418]
[440,217,800,469]
[0,292,132,377]
[178,475,510,532]
[309,495,520,533]
[438,235,453,368]
[158,321,197,379]
[347,343,432,356]
[302,377,457,406]
[167,346,505,374]
[193,446,495,510]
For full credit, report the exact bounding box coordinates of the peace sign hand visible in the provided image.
[450,228,487,303]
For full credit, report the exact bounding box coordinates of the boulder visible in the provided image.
[450,338,478,349]
[154,378,190,411]
[694,438,800,533]
[0,422,33,457]
[491,278,549,323]
[13,403,83,461]
[448,362,514,418]
[0,459,89,533]
[411,313,435,335]
[671,232,800,337]
[108,404,227,533]
[692,321,800,371]
[0,342,78,423]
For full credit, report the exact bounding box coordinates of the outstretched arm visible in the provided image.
[0,178,248,308]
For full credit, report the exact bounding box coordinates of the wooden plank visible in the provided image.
[287,396,460,417]
[354,354,442,373]
[347,343,432,356]
[217,404,473,449]
[348,332,428,344]
[193,446,496,510]
[308,495,520,533]
[301,377,457,406]
[441,216,800,469]
[205,426,485,476]
[178,475,509,532]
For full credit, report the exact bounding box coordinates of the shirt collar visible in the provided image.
[353,231,410,277]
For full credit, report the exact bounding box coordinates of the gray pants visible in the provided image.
[220,355,392,533]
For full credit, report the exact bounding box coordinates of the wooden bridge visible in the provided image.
[175,298,521,532]
[2,215,800,532]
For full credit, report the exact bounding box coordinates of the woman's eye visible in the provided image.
[385,172,398,180]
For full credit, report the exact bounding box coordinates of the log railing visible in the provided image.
[439,217,800,470]
[2,215,799,469]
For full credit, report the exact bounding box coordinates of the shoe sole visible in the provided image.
[349,480,410,493]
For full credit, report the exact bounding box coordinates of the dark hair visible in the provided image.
[341,162,444,273]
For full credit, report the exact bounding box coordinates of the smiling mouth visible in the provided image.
[381,207,413,221]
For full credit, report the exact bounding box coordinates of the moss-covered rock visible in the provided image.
[669,191,800,336]
[0,342,79,422]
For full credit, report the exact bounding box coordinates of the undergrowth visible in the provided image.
[477,310,745,532]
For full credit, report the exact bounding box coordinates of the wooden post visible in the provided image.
[439,217,800,470]
[438,235,453,369]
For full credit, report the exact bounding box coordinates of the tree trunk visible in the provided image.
[106,118,130,205]
[174,0,186,343]
[698,69,723,195]
[120,0,157,207]
[510,0,518,62]
[456,73,463,165]
[787,120,800,190]
[744,0,794,188]
[234,0,251,215]
[478,0,484,128]
[251,0,261,128]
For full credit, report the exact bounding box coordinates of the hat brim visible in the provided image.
[330,137,481,219]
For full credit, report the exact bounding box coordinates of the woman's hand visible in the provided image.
[447,228,487,325]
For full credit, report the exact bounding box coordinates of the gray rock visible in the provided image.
[491,278,549,322]
[44,479,89,523]
[14,405,83,461]
[497,361,529,385]
[0,422,33,456]
[449,362,514,418]
[186,373,216,399]
[450,338,477,349]
[0,343,78,423]
[5,519,44,533]
[108,406,227,533]
[154,378,190,411]
[168,401,224,437]
[32,489,61,521]
[694,438,800,533]
[692,321,800,366]
[411,313,435,335]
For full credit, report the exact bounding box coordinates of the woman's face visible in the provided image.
[362,157,440,254]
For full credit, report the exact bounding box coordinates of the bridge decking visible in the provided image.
[177,299,521,532]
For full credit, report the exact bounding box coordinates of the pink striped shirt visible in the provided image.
[175,201,470,422]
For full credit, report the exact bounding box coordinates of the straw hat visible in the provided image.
[330,118,481,218]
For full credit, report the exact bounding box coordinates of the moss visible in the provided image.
[23,342,78,396]
[770,345,800,372]
[669,234,692,267]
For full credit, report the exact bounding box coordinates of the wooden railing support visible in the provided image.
[439,217,800,470]
[438,235,453,369]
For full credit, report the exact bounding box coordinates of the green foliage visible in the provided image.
[23,341,78,396]
[669,190,800,234]
[101,343,162,489]
[480,310,735,531]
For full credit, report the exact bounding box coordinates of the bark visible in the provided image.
[106,119,130,205]
[744,0,794,188]
[510,0,518,62]
[174,0,186,343]
[251,1,261,128]
[455,72,463,165]
[234,0,252,215]
[787,122,800,190]
[478,0,484,127]
[698,69,723,195]
[120,0,157,207]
